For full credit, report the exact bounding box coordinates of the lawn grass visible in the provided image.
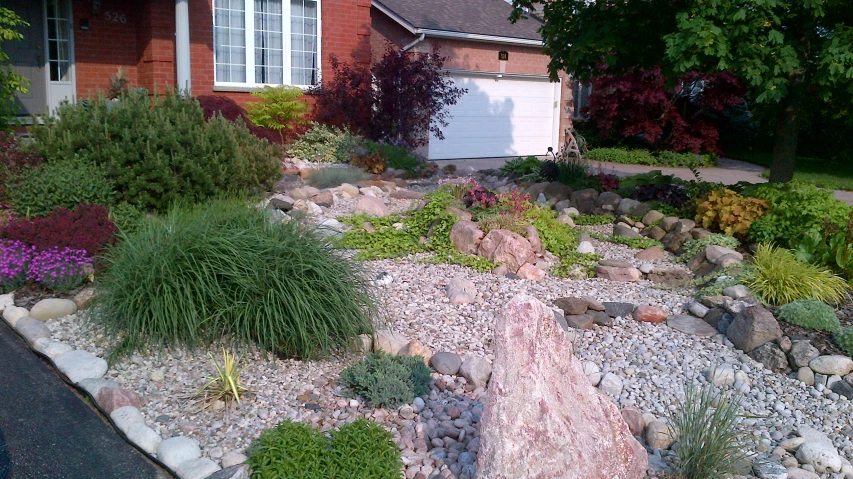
[728,150,853,191]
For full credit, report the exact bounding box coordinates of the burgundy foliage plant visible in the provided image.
[1,203,118,257]
[314,47,467,149]
[586,66,744,153]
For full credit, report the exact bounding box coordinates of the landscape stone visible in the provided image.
[110,406,145,434]
[645,420,676,449]
[717,254,743,268]
[446,277,477,305]
[604,302,635,318]
[598,372,623,396]
[808,355,853,376]
[753,461,788,479]
[267,194,294,211]
[565,314,594,330]
[687,302,709,318]
[398,340,432,364]
[796,442,842,473]
[667,315,717,336]
[477,295,647,478]
[596,266,641,282]
[620,408,645,436]
[79,378,119,399]
[703,308,729,329]
[659,217,679,232]
[830,379,853,399]
[595,191,622,208]
[54,350,108,383]
[633,305,667,323]
[516,263,546,281]
[786,468,820,479]
[310,191,335,207]
[691,228,712,240]
[32,338,73,359]
[788,341,820,368]
[73,287,97,309]
[635,246,664,260]
[748,342,790,372]
[707,245,743,263]
[612,223,642,239]
[598,259,633,268]
[645,268,692,287]
[292,199,321,215]
[430,352,463,375]
[723,285,751,299]
[174,457,221,479]
[661,231,691,253]
[220,452,248,468]
[459,357,492,388]
[449,220,484,255]
[525,225,543,254]
[576,240,595,254]
[478,229,535,273]
[706,364,736,386]
[645,226,667,241]
[125,423,162,454]
[354,196,390,217]
[15,317,52,344]
[446,207,473,221]
[157,436,202,471]
[29,298,78,321]
[553,297,589,315]
[726,306,783,352]
[543,182,572,201]
[798,367,815,386]
[642,210,665,226]
[583,297,606,312]
[97,387,144,415]
[591,311,614,327]
[373,330,409,355]
[390,189,424,200]
[2,305,28,327]
[339,183,359,198]
[207,465,251,479]
[616,198,644,216]
[673,219,695,233]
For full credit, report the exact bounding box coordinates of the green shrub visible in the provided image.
[795,214,853,282]
[669,382,750,479]
[32,90,281,213]
[306,166,369,189]
[587,148,716,167]
[677,234,741,263]
[245,85,309,143]
[368,142,423,173]
[500,155,542,177]
[776,299,840,332]
[287,122,363,163]
[108,202,145,233]
[834,328,853,357]
[338,352,432,408]
[248,419,402,479]
[94,200,376,358]
[695,189,769,238]
[573,214,614,226]
[746,181,852,249]
[8,158,114,217]
[743,244,849,305]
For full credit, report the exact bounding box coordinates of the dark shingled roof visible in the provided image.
[374,0,543,42]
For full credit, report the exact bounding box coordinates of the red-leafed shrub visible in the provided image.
[586,66,744,154]
[0,132,43,204]
[591,173,620,192]
[1,203,118,256]
[196,95,300,144]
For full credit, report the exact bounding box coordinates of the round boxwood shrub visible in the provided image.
[94,200,376,358]
[776,299,840,332]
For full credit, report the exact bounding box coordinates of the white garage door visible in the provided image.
[428,74,560,160]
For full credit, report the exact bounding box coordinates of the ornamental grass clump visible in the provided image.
[94,200,377,358]
[743,244,849,306]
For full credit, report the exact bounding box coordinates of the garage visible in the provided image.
[427,73,561,160]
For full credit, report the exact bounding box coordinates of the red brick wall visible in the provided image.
[73,0,141,98]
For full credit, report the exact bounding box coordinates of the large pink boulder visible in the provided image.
[449,220,485,255]
[478,295,648,478]
[478,229,535,273]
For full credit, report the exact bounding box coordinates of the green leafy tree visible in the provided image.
[0,7,29,126]
[245,85,309,143]
[510,0,853,183]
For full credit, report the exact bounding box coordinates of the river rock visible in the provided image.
[29,298,78,321]
[553,298,589,316]
[478,229,535,273]
[354,196,390,217]
[450,220,484,255]
[596,266,641,282]
[459,357,492,388]
[789,341,820,368]
[446,277,477,305]
[2,306,28,327]
[809,355,853,376]
[53,350,108,383]
[726,306,782,353]
[157,436,202,471]
[430,352,463,375]
[477,295,647,478]
[633,305,667,323]
[373,330,408,355]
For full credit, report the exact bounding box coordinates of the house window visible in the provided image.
[572,80,592,120]
[214,0,320,87]
[46,0,72,82]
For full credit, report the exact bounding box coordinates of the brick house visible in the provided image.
[4,0,572,159]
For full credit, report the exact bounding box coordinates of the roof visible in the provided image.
[373,0,543,43]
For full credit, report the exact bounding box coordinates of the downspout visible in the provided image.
[175,0,192,93]
[401,33,425,52]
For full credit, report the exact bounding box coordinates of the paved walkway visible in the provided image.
[433,157,853,205]
[0,322,170,479]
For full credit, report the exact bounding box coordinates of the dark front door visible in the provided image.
[1,0,47,116]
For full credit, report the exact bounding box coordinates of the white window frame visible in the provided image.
[212,0,322,89]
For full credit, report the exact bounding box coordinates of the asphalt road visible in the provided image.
[0,321,170,479]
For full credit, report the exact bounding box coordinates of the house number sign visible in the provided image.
[104,11,128,23]
[498,51,509,61]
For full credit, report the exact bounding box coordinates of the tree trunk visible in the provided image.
[769,90,804,183]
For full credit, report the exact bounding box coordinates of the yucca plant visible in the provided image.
[194,349,250,406]
[669,382,751,479]
[743,243,849,305]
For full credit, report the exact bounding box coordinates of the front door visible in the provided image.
[1,0,48,115]
[44,0,74,114]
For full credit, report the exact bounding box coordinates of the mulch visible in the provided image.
[775,298,853,357]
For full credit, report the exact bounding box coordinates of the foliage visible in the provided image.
[108,202,145,234]
[592,172,620,192]
[7,158,115,217]
[0,132,42,204]
[351,151,386,174]
[616,170,678,197]
[245,86,309,143]
[695,189,769,238]
[668,382,750,479]
[306,167,369,189]
[776,300,840,333]
[0,7,29,126]
[554,161,598,191]
[477,212,529,236]
[677,234,740,263]
[287,122,363,163]
[500,156,542,178]
[248,419,401,479]
[743,244,849,306]
[107,68,129,100]
[367,142,423,174]
[573,214,613,226]
[0,240,31,292]
[524,207,599,277]
[463,185,498,209]
[645,201,681,218]
[795,212,853,282]
[583,68,743,154]
[194,350,249,407]
[631,183,688,209]
[33,90,281,213]
[539,160,560,181]
[315,48,466,149]
[496,189,533,215]
[338,352,432,408]
[93,200,376,358]
[729,150,853,192]
[746,181,852,249]
[834,328,853,358]
[588,231,662,250]
[196,95,282,144]
[1,203,118,257]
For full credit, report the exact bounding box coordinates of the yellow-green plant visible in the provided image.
[477,212,529,236]
[695,189,769,238]
[195,349,250,406]
[743,244,849,305]
[245,85,309,143]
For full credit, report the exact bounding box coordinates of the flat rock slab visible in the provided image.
[29,298,78,321]
[604,302,635,318]
[15,317,52,344]
[175,458,221,479]
[53,350,108,383]
[667,315,717,337]
[157,436,202,470]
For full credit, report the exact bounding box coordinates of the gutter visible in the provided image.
[402,33,425,52]
[371,0,544,47]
